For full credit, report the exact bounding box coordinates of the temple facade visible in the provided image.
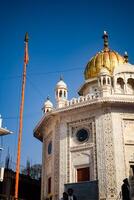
[34,32,134,200]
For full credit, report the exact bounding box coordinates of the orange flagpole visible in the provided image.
[15,33,29,199]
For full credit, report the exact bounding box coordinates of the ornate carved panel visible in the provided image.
[96,111,106,199]
[67,117,97,183]
[53,120,60,199]
[59,122,68,197]
[102,108,117,199]
[123,119,134,144]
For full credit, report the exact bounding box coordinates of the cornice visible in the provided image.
[34,95,134,141]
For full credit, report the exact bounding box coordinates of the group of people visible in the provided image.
[46,178,131,200]
[61,188,77,200]
[62,179,131,200]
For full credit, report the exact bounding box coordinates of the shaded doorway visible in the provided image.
[129,164,134,179]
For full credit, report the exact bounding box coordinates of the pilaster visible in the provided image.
[96,108,117,200]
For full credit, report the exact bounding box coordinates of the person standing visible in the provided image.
[121,178,131,200]
[67,188,77,200]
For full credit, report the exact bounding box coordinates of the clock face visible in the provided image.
[48,141,52,155]
[76,129,89,142]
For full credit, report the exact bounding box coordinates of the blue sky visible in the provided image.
[0,0,134,167]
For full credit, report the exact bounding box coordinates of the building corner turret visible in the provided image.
[55,76,68,108]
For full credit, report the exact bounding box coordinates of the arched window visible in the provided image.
[117,77,124,94]
[59,90,62,97]
[99,78,101,85]
[64,91,66,98]
[127,78,134,94]
[108,77,110,84]
[103,77,106,85]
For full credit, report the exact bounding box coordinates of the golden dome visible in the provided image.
[84,32,125,80]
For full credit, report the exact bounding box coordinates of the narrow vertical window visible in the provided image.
[59,90,62,97]
[48,177,51,194]
[64,91,66,97]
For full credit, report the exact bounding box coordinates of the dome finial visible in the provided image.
[102,31,109,51]
[124,51,128,63]
[43,96,53,113]
[47,96,50,100]
[24,32,29,42]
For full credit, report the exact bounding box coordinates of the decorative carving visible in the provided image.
[54,120,60,199]
[130,153,134,161]
[92,120,97,180]
[122,118,134,179]
[102,108,117,198]
[70,143,94,152]
[96,111,106,198]
[67,123,70,183]
[67,117,97,183]
[59,122,68,197]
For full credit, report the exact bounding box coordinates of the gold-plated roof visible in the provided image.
[84,50,125,79]
[84,32,125,80]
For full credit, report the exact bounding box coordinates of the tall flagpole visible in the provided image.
[15,33,29,199]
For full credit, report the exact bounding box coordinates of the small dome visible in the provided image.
[44,97,53,108]
[99,67,110,76]
[56,77,67,89]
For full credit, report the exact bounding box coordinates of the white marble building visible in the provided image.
[34,32,134,200]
